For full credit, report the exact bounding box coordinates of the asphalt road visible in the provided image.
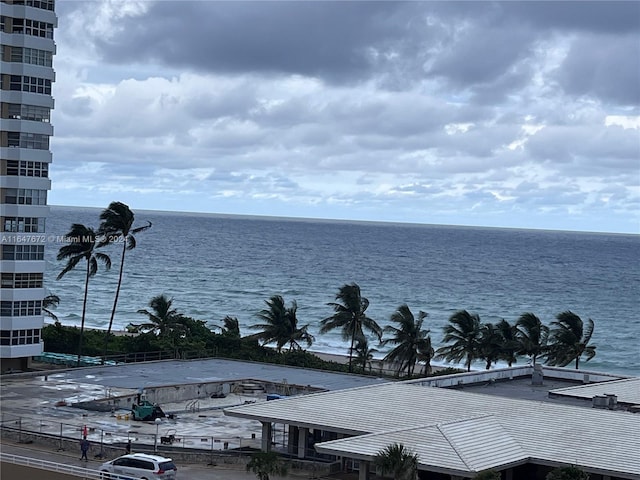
[0,440,294,480]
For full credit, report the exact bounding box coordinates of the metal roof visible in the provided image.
[549,377,640,405]
[225,381,640,478]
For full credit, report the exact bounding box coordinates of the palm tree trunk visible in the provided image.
[102,243,127,364]
[348,332,355,373]
[77,260,91,367]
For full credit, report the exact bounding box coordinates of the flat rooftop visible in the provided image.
[1,360,634,455]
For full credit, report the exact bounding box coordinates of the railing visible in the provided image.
[0,415,259,456]
[0,452,130,479]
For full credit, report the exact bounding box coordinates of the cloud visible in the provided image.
[47,0,640,234]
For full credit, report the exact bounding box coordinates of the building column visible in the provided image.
[359,459,370,480]
[297,427,308,459]
[505,470,513,480]
[261,422,272,451]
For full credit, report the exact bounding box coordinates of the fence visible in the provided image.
[0,414,256,457]
[1,414,340,475]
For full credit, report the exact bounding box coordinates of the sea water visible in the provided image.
[43,206,640,376]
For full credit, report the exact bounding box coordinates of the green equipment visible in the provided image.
[131,396,166,421]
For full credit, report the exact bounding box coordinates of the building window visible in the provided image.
[5,161,49,178]
[0,16,6,33]
[11,18,54,39]
[1,245,45,260]
[7,103,51,122]
[2,216,46,232]
[11,0,55,11]
[0,273,44,289]
[21,133,50,149]
[0,300,42,317]
[3,189,47,205]
[5,47,53,66]
[6,132,50,150]
[8,75,52,95]
[7,329,41,345]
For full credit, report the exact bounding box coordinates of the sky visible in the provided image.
[49,1,640,234]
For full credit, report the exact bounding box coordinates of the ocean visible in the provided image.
[43,206,639,376]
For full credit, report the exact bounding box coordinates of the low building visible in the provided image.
[225,368,640,479]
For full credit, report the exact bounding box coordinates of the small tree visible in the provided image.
[474,471,501,480]
[546,465,590,480]
[246,451,288,480]
[374,443,418,480]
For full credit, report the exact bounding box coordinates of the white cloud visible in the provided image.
[48,1,640,233]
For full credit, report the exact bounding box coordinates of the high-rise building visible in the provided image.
[0,0,56,372]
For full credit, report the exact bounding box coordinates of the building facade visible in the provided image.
[0,0,56,371]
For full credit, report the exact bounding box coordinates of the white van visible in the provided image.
[100,453,177,479]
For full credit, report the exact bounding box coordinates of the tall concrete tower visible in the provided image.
[0,0,56,372]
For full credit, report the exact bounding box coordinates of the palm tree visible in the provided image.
[546,311,597,369]
[476,322,504,370]
[354,336,378,372]
[131,294,185,357]
[382,305,432,378]
[57,224,111,366]
[496,318,519,367]
[416,336,435,376]
[546,465,590,480]
[219,315,241,338]
[133,294,179,335]
[246,451,288,480]
[515,313,549,365]
[436,310,481,372]
[98,201,151,363]
[252,295,314,352]
[474,471,502,480]
[373,443,419,480]
[319,283,382,373]
[42,293,60,322]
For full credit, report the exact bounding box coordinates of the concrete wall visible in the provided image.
[74,379,322,413]
[408,366,627,388]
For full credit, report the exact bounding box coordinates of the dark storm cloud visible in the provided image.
[76,1,640,106]
[498,1,640,33]
[556,34,640,107]
[93,1,424,82]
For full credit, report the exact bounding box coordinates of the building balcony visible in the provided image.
[0,61,56,80]
[0,4,57,25]
[0,90,55,109]
[0,204,50,218]
[0,342,44,359]
[0,287,46,303]
[0,118,54,136]
[0,315,45,331]
[0,175,52,190]
[0,146,53,162]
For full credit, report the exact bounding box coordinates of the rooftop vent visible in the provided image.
[592,395,608,409]
[605,393,618,410]
[532,364,544,386]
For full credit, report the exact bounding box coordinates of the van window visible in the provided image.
[159,461,176,471]
[113,458,132,467]
[130,458,154,470]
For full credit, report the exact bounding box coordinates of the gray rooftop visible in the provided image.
[549,377,640,405]
[225,381,640,478]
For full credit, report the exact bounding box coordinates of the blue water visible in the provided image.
[43,206,640,376]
